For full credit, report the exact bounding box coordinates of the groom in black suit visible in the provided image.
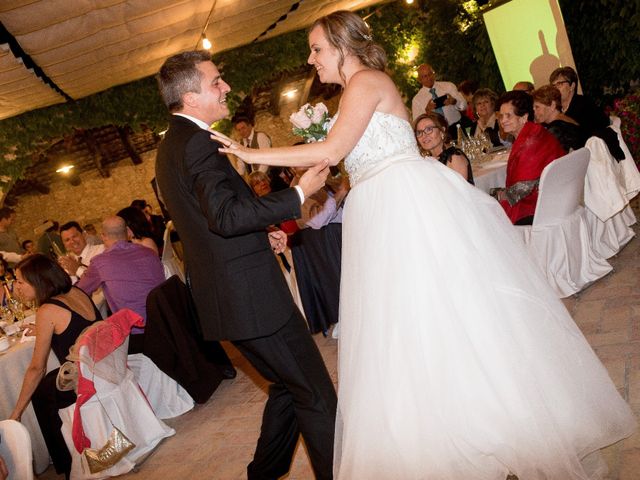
[155,51,337,479]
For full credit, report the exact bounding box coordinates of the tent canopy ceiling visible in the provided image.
[0,0,386,121]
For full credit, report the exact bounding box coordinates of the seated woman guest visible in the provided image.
[9,254,102,478]
[414,112,474,184]
[549,66,609,135]
[117,206,159,254]
[496,90,566,225]
[468,88,503,146]
[532,85,587,152]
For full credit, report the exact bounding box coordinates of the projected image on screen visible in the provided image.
[483,0,578,91]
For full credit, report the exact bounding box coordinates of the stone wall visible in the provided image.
[12,152,160,243]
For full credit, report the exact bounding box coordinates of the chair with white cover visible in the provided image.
[58,309,175,479]
[609,115,640,201]
[127,353,194,419]
[0,420,34,480]
[161,221,186,282]
[518,148,612,297]
[584,136,635,258]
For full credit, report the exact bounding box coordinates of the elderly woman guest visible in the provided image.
[9,254,102,477]
[496,90,566,225]
[468,88,503,146]
[532,85,587,152]
[414,112,474,184]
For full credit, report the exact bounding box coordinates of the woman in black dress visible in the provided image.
[414,112,474,184]
[532,85,587,152]
[9,254,101,478]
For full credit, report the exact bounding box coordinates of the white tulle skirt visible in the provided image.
[334,154,636,480]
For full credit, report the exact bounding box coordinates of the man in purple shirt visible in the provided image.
[77,216,165,353]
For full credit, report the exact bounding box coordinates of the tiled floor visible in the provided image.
[39,204,640,480]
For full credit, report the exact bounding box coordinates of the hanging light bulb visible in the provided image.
[202,34,212,50]
[406,0,415,4]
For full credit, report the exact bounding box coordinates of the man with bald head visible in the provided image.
[77,216,165,352]
[412,63,467,125]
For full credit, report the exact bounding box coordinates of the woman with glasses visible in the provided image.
[414,112,474,184]
[549,66,609,137]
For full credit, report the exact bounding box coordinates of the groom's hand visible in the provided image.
[297,159,330,199]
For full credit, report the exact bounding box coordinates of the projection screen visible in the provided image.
[483,0,579,92]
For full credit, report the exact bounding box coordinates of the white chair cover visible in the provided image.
[0,419,34,480]
[585,206,636,259]
[609,116,640,200]
[59,335,175,479]
[517,148,612,297]
[584,136,628,221]
[161,221,186,282]
[127,353,194,419]
[584,136,636,258]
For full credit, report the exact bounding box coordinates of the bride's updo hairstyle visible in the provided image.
[311,10,387,82]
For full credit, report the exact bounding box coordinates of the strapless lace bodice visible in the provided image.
[331,111,420,185]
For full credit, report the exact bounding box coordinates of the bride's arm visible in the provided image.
[217,71,386,167]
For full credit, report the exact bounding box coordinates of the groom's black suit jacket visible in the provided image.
[155,114,301,341]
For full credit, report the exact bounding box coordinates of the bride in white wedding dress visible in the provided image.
[216,10,636,480]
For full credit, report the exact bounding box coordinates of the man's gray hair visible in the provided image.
[157,50,212,112]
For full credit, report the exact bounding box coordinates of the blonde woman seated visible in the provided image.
[414,112,474,184]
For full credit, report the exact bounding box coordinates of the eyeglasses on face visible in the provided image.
[416,126,437,137]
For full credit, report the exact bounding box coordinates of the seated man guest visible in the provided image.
[58,221,105,281]
[77,216,165,353]
[513,81,535,94]
[495,90,566,225]
[532,85,587,152]
[414,112,474,184]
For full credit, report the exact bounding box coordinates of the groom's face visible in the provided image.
[191,61,231,124]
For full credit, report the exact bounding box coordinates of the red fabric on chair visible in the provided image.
[72,309,144,452]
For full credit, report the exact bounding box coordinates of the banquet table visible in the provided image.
[0,334,60,474]
[472,149,509,193]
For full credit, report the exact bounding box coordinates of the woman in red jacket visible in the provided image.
[496,90,566,224]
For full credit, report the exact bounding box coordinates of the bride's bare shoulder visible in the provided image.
[350,69,394,86]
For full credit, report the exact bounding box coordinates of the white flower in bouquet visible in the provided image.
[290,103,331,143]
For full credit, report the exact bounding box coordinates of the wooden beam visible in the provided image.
[117,126,142,165]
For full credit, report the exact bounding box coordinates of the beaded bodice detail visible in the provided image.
[330,111,420,185]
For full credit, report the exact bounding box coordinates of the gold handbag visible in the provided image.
[81,351,136,474]
[83,426,135,474]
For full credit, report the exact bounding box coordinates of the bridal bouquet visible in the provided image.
[290,103,330,143]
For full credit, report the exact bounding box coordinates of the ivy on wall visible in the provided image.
[1,0,638,191]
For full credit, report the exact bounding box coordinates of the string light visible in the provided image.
[196,0,218,51]
[202,34,212,50]
[56,165,74,174]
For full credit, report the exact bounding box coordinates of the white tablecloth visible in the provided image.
[0,336,60,474]
[472,152,509,193]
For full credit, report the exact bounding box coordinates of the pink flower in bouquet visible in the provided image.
[290,102,331,143]
[290,105,313,129]
[310,103,328,124]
